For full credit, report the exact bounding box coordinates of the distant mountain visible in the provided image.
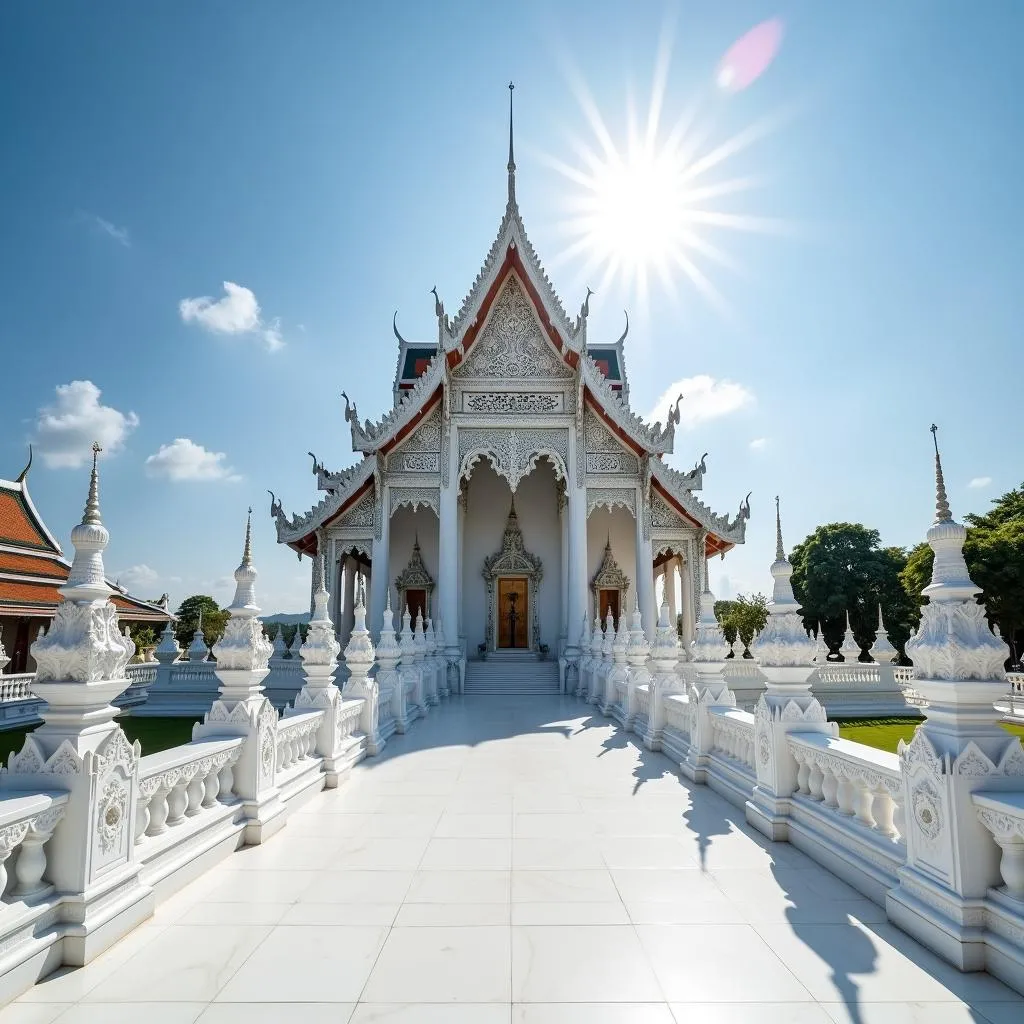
[261,612,311,625]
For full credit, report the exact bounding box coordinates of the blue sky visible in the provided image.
[1,1,1021,615]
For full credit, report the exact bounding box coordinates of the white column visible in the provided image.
[332,545,343,640]
[340,557,356,648]
[369,485,390,641]
[680,551,696,649]
[440,431,460,665]
[565,476,588,669]
[666,561,678,636]
[457,490,466,641]
[559,489,569,645]
[635,493,656,642]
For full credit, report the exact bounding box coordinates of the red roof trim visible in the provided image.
[650,478,733,558]
[381,387,442,458]
[287,476,376,558]
[584,394,646,457]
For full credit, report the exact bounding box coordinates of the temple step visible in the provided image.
[463,659,560,695]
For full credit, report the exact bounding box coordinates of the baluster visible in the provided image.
[853,778,875,827]
[794,750,810,795]
[820,763,839,808]
[203,763,221,807]
[166,774,189,826]
[0,846,16,898]
[219,760,235,800]
[872,787,897,838]
[836,772,857,816]
[13,825,52,898]
[806,757,823,802]
[146,784,170,835]
[891,791,906,840]
[135,793,151,844]
[186,770,206,816]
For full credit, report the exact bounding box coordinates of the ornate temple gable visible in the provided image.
[270,455,378,555]
[387,406,441,476]
[437,198,586,357]
[454,275,575,383]
[650,463,750,557]
[583,407,640,477]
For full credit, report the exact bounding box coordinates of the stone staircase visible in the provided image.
[463,652,560,695]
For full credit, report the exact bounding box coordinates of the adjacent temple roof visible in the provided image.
[0,453,173,622]
[271,87,749,559]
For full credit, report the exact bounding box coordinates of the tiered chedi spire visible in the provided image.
[299,553,341,674]
[750,497,816,667]
[32,442,136,686]
[212,508,273,673]
[838,611,861,664]
[869,605,898,664]
[905,425,1007,682]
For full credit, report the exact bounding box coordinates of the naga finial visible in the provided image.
[341,390,357,424]
[615,310,629,346]
[393,310,408,346]
[431,285,444,318]
[695,452,708,475]
[267,489,283,520]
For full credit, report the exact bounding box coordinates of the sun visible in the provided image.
[548,29,787,313]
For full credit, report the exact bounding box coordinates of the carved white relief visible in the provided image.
[583,408,640,475]
[463,392,563,414]
[586,488,636,519]
[389,487,440,518]
[911,780,943,841]
[456,277,573,380]
[96,776,129,855]
[650,492,688,529]
[339,489,376,529]
[398,452,440,473]
[458,427,569,492]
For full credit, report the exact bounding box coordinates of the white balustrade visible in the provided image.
[0,793,67,902]
[0,675,36,703]
[788,733,904,843]
[275,711,323,774]
[136,739,244,843]
[709,709,756,772]
[661,693,692,758]
[974,793,1024,901]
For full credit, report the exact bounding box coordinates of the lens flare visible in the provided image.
[717,18,784,94]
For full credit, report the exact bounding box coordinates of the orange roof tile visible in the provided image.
[0,551,66,578]
[0,579,170,622]
[0,490,57,552]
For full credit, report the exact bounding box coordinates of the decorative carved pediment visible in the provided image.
[456,277,573,380]
[584,408,640,476]
[395,537,435,595]
[482,502,543,581]
[591,538,631,596]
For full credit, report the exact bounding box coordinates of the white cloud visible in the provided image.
[749,437,768,451]
[113,564,159,591]
[646,375,754,429]
[144,438,241,482]
[968,476,992,489]
[77,211,130,247]
[179,281,285,351]
[32,380,139,468]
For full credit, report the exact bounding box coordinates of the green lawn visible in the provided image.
[0,714,204,765]
[837,717,1024,754]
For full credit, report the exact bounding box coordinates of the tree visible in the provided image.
[262,622,308,647]
[790,523,917,659]
[715,593,768,656]
[125,623,158,659]
[174,595,229,649]
[901,484,1024,667]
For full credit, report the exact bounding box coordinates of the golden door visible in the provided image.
[599,588,620,631]
[497,577,529,648]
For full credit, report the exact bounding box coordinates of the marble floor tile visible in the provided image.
[362,926,512,1002]
[299,869,414,904]
[405,869,511,903]
[81,924,273,1003]
[636,923,815,1003]
[435,812,513,837]
[820,1003,1002,1024]
[0,1007,74,1024]
[419,837,512,870]
[671,1004,834,1023]
[215,925,389,1002]
[197,1005,356,1024]
[511,868,619,903]
[513,1005,675,1023]
[329,835,430,870]
[512,836,606,870]
[511,925,663,1002]
[278,902,400,926]
[349,1005,510,1023]
[511,901,631,925]
[49,1005,207,1024]
[174,902,292,926]
[393,902,510,926]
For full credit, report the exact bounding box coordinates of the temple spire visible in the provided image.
[774,495,784,561]
[242,506,253,567]
[930,423,952,523]
[84,442,102,526]
[507,81,516,204]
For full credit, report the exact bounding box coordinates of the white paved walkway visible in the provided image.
[9,695,1024,1024]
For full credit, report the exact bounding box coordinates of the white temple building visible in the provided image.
[269,93,751,692]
